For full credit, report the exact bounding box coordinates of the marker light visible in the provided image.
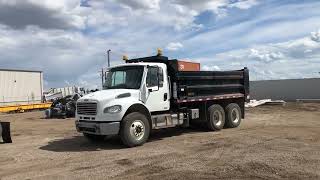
[157,48,163,56]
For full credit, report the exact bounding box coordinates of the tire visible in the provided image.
[45,109,51,119]
[207,104,225,131]
[120,112,150,147]
[225,103,242,128]
[83,133,105,142]
[1,122,12,143]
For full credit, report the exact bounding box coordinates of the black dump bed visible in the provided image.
[127,55,249,102]
[174,68,249,102]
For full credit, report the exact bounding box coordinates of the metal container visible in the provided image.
[177,60,200,71]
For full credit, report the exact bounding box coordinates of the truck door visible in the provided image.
[144,66,170,112]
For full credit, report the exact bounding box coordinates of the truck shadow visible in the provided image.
[149,127,205,142]
[39,136,125,152]
[39,127,207,152]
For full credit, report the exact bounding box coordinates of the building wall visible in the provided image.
[0,70,43,106]
[250,78,320,101]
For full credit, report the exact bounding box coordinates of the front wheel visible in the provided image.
[120,112,150,147]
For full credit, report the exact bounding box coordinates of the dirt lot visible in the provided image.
[0,103,320,180]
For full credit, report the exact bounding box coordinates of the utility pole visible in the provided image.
[101,68,104,89]
[107,49,111,67]
[101,49,111,89]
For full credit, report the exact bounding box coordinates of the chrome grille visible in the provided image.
[77,102,97,115]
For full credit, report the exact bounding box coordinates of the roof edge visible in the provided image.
[0,68,42,73]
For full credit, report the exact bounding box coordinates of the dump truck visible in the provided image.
[75,52,249,147]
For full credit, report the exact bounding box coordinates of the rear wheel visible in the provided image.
[83,133,105,142]
[120,112,150,147]
[225,103,242,128]
[207,104,225,131]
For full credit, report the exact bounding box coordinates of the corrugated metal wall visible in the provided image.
[0,70,43,106]
[250,78,320,101]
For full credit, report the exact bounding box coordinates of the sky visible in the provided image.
[0,0,319,89]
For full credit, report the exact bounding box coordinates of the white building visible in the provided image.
[0,69,43,106]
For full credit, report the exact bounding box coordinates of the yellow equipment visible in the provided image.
[0,103,52,113]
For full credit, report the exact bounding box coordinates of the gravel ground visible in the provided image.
[0,103,320,180]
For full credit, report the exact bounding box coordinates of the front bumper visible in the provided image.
[75,121,120,135]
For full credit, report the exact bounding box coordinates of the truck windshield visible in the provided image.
[104,66,144,89]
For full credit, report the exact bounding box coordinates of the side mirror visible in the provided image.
[148,89,153,93]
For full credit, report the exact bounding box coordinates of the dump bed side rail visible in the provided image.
[175,68,249,101]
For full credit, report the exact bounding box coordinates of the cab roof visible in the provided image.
[126,55,169,63]
[110,62,165,69]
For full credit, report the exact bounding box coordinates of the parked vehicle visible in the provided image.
[45,94,81,119]
[75,52,249,147]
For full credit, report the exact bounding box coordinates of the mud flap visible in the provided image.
[1,122,12,143]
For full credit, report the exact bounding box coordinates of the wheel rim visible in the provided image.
[231,108,240,124]
[129,120,145,141]
[213,111,223,126]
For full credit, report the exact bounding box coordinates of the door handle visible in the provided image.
[164,93,168,101]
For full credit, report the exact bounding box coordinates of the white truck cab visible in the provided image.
[76,62,172,147]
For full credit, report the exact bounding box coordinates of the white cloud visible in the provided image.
[166,42,183,51]
[0,0,318,89]
[172,0,259,18]
[86,9,128,27]
[248,49,284,63]
[0,26,112,88]
[173,0,227,12]
[181,2,320,58]
[228,0,259,10]
[200,30,320,80]
[117,0,161,11]
[202,65,220,71]
[311,29,320,42]
[0,0,86,29]
[17,0,258,33]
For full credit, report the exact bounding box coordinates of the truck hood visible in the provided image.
[78,89,139,102]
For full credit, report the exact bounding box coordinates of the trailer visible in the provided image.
[75,52,249,147]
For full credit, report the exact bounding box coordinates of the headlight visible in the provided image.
[103,105,122,113]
